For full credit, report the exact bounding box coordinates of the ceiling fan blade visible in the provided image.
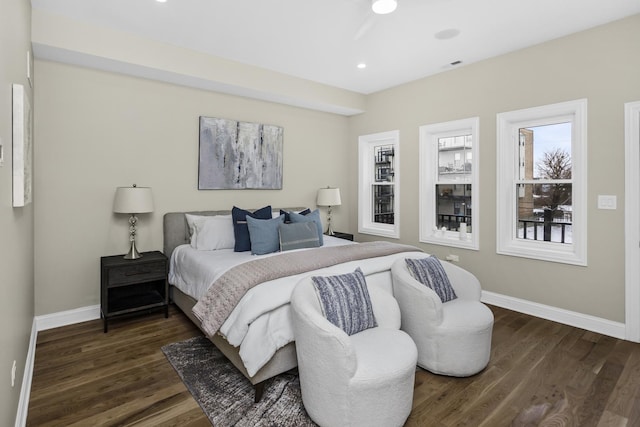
[354,13,377,40]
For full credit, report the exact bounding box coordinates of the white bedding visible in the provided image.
[169,235,354,300]
[169,236,424,376]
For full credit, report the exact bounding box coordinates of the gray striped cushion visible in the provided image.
[311,268,377,336]
[405,256,458,303]
[279,222,320,251]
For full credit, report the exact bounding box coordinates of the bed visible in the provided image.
[163,207,423,401]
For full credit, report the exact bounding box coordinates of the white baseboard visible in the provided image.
[15,306,100,426]
[14,318,37,427]
[35,305,100,332]
[481,290,626,339]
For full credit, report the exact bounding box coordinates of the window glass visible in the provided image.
[436,184,472,232]
[437,134,472,232]
[373,145,395,224]
[438,135,472,178]
[516,123,572,245]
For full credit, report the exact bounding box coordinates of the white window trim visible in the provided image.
[496,99,587,266]
[419,117,479,250]
[358,130,400,238]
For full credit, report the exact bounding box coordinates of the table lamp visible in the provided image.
[316,187,341,235]
[113,184,154,259]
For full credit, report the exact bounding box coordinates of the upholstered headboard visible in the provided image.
[163,207,308,260]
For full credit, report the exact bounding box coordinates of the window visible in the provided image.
[497,99,587,265]
[419,118,479,250]
[358,130,400,238]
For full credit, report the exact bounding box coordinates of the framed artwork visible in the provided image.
[12,84,33,207]
[198,116,283,190]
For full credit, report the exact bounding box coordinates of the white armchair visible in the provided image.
[291,275,418,427]
[391,256,494,377]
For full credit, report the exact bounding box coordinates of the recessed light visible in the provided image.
[357,63,367,69]
[434,28,460,40]
[156,0,167,3]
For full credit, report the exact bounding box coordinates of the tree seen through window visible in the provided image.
[517,122,572,243]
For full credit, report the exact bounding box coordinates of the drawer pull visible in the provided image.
[126,270,151,276]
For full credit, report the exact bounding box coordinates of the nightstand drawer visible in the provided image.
[107,261,166,286]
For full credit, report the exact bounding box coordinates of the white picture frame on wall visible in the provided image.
[12,84,33,207]
[27,50,33,88]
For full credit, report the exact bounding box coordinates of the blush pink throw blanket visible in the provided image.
[192,241,420,337]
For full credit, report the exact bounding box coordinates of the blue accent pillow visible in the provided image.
[280,208,311,223]
[279,222,320,251]
[311,268,377,336]
[231,205,272,252]
[289,209,323,246]
[247,214,285,255]
[405,256,458,303]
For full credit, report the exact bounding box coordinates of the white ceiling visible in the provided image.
[30,0,640,95]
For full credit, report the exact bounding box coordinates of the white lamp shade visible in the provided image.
[113,186,154,214]
[317,187,342,207]
[372,0,397,14]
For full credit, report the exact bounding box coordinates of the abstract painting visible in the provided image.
[198,117,283,190]
[12,84,32,207]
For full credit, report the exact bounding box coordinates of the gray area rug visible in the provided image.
[162,335,316,426]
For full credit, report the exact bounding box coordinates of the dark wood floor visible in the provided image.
[27,304,640,426]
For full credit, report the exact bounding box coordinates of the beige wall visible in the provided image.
[1,0,34,425]
[349,14,640,322]
[34,60,351,315]
[31,12,640,324]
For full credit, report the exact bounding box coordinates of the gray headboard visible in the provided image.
[163,207,308,260]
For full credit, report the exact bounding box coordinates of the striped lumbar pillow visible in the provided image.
[279,222,320,251]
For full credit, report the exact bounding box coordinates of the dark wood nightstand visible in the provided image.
[100,251,169,333]
[330,231,354,241]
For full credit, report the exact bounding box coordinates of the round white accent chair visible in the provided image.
[291,275,418,427]
[391,256,494,377]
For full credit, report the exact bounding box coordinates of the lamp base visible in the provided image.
[324,206,335,236]
[325,221,335,236]
[123,240,142,260]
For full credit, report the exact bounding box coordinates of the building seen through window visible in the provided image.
[517,122,572,244]
[373,145,395,224]
[436,135,472,231]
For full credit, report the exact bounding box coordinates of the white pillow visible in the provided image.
[193,216,235,250]
[185,214,208,239]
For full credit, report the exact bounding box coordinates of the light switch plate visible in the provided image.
[597,195,617,210]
